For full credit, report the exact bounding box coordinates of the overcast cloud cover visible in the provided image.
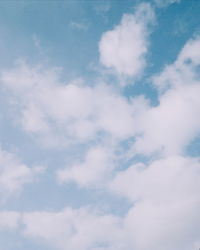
[0,0,200,249]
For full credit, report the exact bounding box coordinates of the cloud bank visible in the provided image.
[0,1,200,250]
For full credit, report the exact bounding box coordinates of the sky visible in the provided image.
[0,0,200,249]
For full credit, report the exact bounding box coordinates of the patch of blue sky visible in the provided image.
[0,1,133,77]
[149,0,200,69]
[185,135,200,157]
[124,0,200,104]
[3,175,131,216]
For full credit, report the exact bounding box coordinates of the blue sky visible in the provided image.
[0,0,200,249]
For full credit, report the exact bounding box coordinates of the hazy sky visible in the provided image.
[0,0,200,249]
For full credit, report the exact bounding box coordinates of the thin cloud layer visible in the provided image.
[154,0,181,7]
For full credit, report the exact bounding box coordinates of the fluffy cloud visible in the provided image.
[99,3,155,78]
[47,35,200,250]
[2,37,200,166]
[111,155,200,250]
[5,38,200,157]
[2,157,200,250]
[0,1,200,250]
[57,146,115,187]
[0,61,149,148]
[21,207,123,250]
[0,147,45,198]
[133,83,200,155]
[153,36,200,91]
[0,211,20,230]
[1,155,200,249]
[133,37,200,156]
[111,156,200,203]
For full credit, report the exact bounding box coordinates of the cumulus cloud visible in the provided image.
[2,162,200,250]
[21,207,123,250]
[133,83,200,155]
[2,37,200,164]
[111,155,200,250]
[111,156,200,203]
[0,147,45,199]
[132,37,200,156]
[0,207,123,250]
[57,146,115,187]
[0,211,20,230]
[2,37,200,177]
[153,36,200,91]
[45,33,200,250]
[1,1,200,250]
[0,61,149,148]
[99,3,155,78]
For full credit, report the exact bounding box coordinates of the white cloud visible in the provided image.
[153,36,200,91]
[1,151,200,250]
[2,37,200,160]
[0,211,20,230]
[111,156,200,203]
[57,146,115,187]
[99,3,155,78]
[3,158,200,250]
[111,155,200,250]
[21,207,123,250]
[2,38,200,161]
[0,2,200,250]
[133,83,200,155]
[132,37,200,156]
[0,147,45,198]
[1,61,148,148]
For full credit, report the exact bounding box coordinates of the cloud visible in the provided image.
[0,2,200,250]
[132,37,200,156]
[2,157,200,250]
[0,61,149,148]
[2,38,200,164]
[69,21,89,31]
[0,211,20,230]
[1,154,200,249]
[154,0,181,8]
[111,156,200,203]
[133,83,200,155]
[153,36,200,91]
[0,147,45,199]
[57,146,115,188]
[21,207,123,250]
[111,155,200,250]
[2,37,200,160]
[99,3,155,78]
